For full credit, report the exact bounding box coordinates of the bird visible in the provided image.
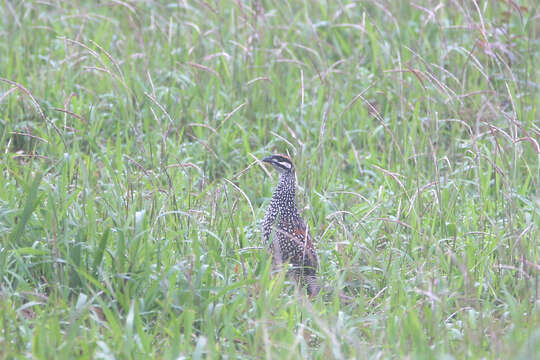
[261,154,320,296]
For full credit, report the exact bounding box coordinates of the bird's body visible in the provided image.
[262,154,320,296]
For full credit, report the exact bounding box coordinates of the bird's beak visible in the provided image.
[262,156,273,164]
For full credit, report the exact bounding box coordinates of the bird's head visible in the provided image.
[262,154,295,174]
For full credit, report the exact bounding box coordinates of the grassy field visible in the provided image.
[1,1,539,358]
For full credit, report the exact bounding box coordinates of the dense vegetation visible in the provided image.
[1,1,538,358]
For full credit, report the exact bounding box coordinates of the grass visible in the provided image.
[1,0,539,358]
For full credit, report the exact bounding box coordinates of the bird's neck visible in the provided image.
[272,172,296,207]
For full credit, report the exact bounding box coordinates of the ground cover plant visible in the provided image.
[1,0,539,358]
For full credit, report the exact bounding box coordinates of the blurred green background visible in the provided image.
[1,1,538,358]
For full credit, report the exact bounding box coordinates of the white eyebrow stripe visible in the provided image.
[277,161,291,168]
